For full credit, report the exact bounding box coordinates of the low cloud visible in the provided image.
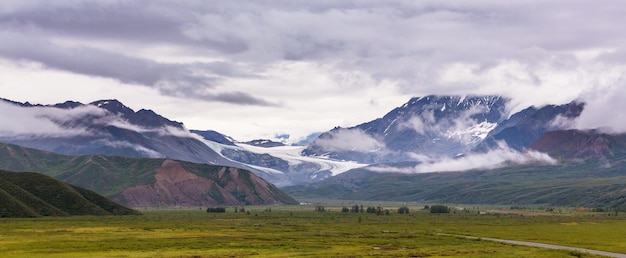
[92,139,164,158]
[548,114,578,130]
[368,142,557,174]
[0,101,102,138]
[0,100,207,141]
[314,128,385,152]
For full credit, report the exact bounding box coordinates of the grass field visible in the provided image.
[1,205,625,257]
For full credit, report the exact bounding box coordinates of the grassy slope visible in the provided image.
[284,154,626,206]
[0,142,298,205]
[0,170,139,217]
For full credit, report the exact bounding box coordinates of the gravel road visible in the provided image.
[440,234,626,258]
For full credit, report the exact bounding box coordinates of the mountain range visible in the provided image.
[0,142,298,207]
[2,95,625,206]
[285,127,626,207]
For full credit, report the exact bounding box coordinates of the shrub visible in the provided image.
[430,205,450,214]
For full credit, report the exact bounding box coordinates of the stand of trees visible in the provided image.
[397,206,410,214]
[206,207,226,213]
[430,205,450,214]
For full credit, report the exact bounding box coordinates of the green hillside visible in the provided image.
[0,170,139,217]
[0,142,298,207]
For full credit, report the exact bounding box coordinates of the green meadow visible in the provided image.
[1,205,625,257]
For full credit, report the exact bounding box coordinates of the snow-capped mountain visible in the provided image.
[0,95,588,186]
[303,95,509,163]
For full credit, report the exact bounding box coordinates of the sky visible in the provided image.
[1,0,626,143]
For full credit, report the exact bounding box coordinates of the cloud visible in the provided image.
[0,101,102,138]
[1,1,626,140]
[549,114,578,130]
[368,141,557,174]
[314,128,385,152]
[574,82,626,133]
[3,2,624,94]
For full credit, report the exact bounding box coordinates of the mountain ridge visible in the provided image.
[0,169,140,217]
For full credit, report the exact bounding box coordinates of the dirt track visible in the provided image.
[440,234,626,258]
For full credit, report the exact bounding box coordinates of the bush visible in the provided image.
[430,205,450,214]
[398,206,410,214]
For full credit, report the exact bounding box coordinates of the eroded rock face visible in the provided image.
[110,160,291,207]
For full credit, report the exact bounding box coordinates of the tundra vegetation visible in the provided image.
[2,204,626,257]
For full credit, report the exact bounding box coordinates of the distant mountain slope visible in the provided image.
[303,95,509,163]
[191,130,236,146]
[0,142,298,207]
[530,129,626,160]
[284,154,626,207]
[244,139,286,148]
[477,102,584,151]
[0,170,139,217]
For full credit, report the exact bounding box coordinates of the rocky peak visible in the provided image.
[89,99,134,117]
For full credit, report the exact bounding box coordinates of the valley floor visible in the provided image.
[1,205,625,257]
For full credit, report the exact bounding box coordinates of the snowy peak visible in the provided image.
[392,95,505,122]
[304,95,510,163]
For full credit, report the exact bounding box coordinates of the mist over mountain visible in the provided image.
[0,98,249,170]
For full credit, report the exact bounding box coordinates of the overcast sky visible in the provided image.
[1,0,625,142]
